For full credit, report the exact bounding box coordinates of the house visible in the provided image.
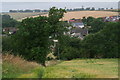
[103,15,120,22]
[70,28,88,40]
[68,19,85,28]
[64,18,87,39]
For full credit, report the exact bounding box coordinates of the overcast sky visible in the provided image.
[2,2,119,12]
[1,0,120,2]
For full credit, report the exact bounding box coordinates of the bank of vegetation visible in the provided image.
[2,7,120,64]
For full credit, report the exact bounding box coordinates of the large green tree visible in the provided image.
[48,7,67,39]
[12,16,50,66]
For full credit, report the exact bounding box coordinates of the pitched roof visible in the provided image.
[71,28,88,36]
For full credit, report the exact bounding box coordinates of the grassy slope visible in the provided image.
[2,54,118,78]
[43,59,118,78]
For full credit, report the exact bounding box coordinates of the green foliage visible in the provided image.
[48,7,67,39]
[82,17,105,33]
[88,18,105,33]
[58,35,82,60]
[2,36,13,52]
[59,21,119,59]
[11,16,50,65]
[60,46,80,60]
[83,22,119,58]
[48,7,66,24]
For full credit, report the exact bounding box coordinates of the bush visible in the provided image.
[60,47,80,60]
[82,22,119,58]
[2,36,13,52]
[58,35,82,60]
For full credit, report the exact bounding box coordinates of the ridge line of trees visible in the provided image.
[9,7,115,13]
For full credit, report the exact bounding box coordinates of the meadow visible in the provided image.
[2,12,47,21]
[2,54,118,78]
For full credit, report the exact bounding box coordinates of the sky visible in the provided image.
[2,2,119,12]
[1,0,120,12]
[1,0,120,2]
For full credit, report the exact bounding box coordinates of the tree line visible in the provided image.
[9,7,114,13]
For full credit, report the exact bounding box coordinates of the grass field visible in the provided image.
[2,54,118,78]
[43,59,118,78]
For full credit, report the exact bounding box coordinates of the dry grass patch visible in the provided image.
[2,12,48,21]
[42,11,118,21]
[2,53,43,78]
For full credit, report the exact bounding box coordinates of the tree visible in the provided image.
[86,7,91,10]
[12,16,50,66]
[88,18,105,33]
[82,17,105,33]
[58,35,82,60]
[9,10,18,13]
[48,7,67,39]
[110,8,113,9]
[24,9,33,12]
[91,7,95,11]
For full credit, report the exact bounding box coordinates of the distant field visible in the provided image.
[2,12,48,21]
[42,11,119,20]
[2,11,118,21]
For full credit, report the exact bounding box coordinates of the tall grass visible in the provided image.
[2,53,44,78]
